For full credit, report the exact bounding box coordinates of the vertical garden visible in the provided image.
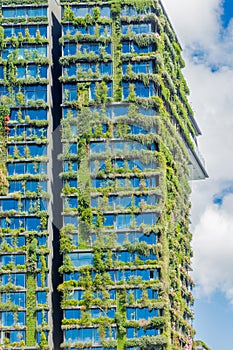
[58,0,201,349]
[0,0,206,349]
[0,0,50,348]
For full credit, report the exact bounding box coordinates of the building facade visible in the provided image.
[0,0,207,349]
[0,1,51,348]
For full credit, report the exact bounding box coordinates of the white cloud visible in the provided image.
[185,63,233,179]
[162,0,233,301]
[163,0,233,68]
[192,195,233,303]
[162,0,222,47]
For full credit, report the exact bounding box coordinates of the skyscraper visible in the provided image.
[0,1,50,348]
[0,0,207,349]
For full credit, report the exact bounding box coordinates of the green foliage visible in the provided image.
[39,331,48,349]
[27,236,38,272]
[26,273,36,346]
[59,255,75,274]
[116,290,127,350]
[111,4,122,101]
[195,340,212,350]
[93,7,101,21]
[60,224,76,253]
[58,2,197,349]
[0,99,10,195]
[127,84,136,102]
[95,81,109,104]
[0,26,5,49]
[63,5,75,21]
[126,335,167,348]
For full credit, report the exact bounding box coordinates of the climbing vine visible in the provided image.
[60,1,199,349]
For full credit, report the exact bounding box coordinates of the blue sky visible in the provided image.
[194,290,233,348]
[221,0,233,27]
[162,1,233,349]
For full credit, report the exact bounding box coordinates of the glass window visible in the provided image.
[40,66,47,78]
[64,197,78,209]
[63,161,78,172]
[27,66,37,78]
[0,254,25,267]
[1,292,26,306]
[63,84,77,101]
[116,233,126,245]
[63,44,76,56]
[76,26,88,35]
[26,217,41,231]
[122,81,155,99]
[64,216,78,226]
[103,214,114,227]
[65,328,100,343]
[16,67,25,79]
[71,232,78,246]
[15,254,25,265]
[18,311,26,326]
[123,61,153,75]
[68,289,83,300]
[3,7,46,18]
[0,67,4,79]
[71,6,90,17]
[0,86,8,97]
[8,331,25,343]
[37,310,48,325]
[63,179,77,189]
[37,236,47,246]
[90,142,106,154]
[29,109,47,121]
[69,253,93,267]
[99,25,111,36]
[90,82,112,100]
[24,84,47,102]
[63,108,78,119]
[122,42,153,54]
[26,181,38,192]
[37,291,47,305]
[100,7,110,17]
[100,62,112,75]
[64,65,76,76]
[2,199,18,211]
[2,46,47,60]
[122,23,151,35]
[37,255,48,269]
[4,27,14,38]
[37,273,48,287]
[135,213,157,226]
[4,275,19,287]
[126,327,135,338]
[63,25,76,36]
[116,214,132,230]
[1,312,14,326]
[18,236,26,247]
[65,309,81,319]
[37,331,48,344]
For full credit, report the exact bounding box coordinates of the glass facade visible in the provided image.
[0,1,49,348]
[58,1,206,350]
[0,0,206,349]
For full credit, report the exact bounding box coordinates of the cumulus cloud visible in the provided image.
[162,0,233,301]
[192,195,233,303]
[162,0,222,45]
[185,63,233,179]
[162,0,233,68]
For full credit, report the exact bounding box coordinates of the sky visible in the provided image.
[162,0,233,349]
